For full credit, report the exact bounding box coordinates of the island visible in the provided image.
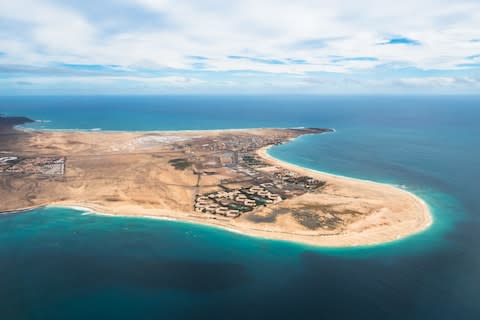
[0,115,432,247]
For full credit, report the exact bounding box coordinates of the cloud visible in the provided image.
[293,38,341,49]
[227,55,286,65]
[466,54,480,60]
[1,0,480,93]
[457,63,480,68]
[51,0,170,34]
[226,55,309,66]
[60,63,121,71]
[0,64,63,75]
[0,63,129,77]
[187,56,209,61]
[457,54,480,68]
[379,37,421,46]
[286,58,308,65]
[191,62,207,69]
[393,76,480,87]
[331,56,378,63]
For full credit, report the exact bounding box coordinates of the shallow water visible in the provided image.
[1,95,479,319]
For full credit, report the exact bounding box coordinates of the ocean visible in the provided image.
[1,95,479,319]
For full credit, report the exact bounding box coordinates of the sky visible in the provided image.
[1,0,480,95]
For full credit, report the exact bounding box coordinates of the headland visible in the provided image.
[0,117,432,247]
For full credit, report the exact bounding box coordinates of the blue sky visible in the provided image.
[0,0,480,94]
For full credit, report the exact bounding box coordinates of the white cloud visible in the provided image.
[394,76,480,87]
[1,0,480,92]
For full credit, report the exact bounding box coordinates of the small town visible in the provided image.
[0,156,65,176]
[168,129,329,218]
[194,171,325,217]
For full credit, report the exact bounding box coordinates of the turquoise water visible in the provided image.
[1,96,479,319]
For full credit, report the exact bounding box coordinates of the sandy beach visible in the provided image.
[254,146,433,246]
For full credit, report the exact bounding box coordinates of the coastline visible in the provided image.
[256,145,433,243]
[1,127,433,247]
[16,124,303,134]
[5,152,432,248]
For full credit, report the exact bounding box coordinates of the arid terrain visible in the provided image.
[0,116,432,246]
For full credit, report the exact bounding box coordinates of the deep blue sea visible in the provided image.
[1,95,479,319]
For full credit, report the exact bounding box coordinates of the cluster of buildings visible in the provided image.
[191,150,325,218]
[271,170,324,190]
[183,135,285,154]
[180,135,283,173]
[0,156,65,176]
[194,168,325,218]
[173,130,329,218]
[194,185,282,217]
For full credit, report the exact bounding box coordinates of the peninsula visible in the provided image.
[0,116,432,247]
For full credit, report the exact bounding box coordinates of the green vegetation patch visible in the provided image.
[168,158,192,170]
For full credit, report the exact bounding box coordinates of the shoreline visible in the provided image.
[3,146,433,248]
[257,145,433,241]
[1,127,433,247]
[16,124,317,134]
